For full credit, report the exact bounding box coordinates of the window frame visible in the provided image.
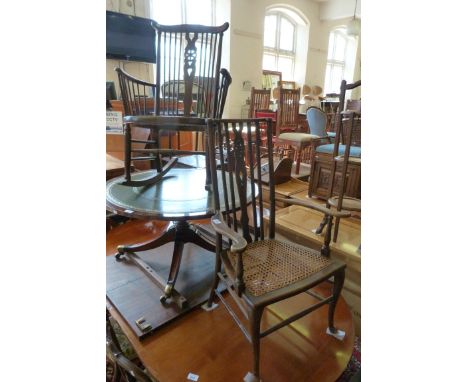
[262,11,297,79]
[324,27,355,95]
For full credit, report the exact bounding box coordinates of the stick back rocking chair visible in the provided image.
[114,21,231,187]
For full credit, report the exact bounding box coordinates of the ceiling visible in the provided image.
[316,0,361,21]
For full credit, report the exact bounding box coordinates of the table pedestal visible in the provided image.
[116,220,216,309]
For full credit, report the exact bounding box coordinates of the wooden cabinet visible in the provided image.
[309,152,361,199]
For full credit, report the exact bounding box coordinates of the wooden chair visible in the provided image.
[314,80,361,242]
[203,118,350,382]
[275,88,313,174]
[152,21,229,118]
[115,20,232,186]
[275,87,300,134]
[249,87,271,118]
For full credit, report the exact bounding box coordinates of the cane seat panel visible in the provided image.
[224,240,332,297]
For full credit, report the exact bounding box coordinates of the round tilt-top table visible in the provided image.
[106,167,254,309]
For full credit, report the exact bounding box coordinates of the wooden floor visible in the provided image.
[107,219,355,382]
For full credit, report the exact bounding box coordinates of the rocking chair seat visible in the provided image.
[223,239,343,298]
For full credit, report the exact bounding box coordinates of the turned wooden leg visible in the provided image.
[249,307,264,381]
[207,234,223,308]
[295,145,302,175]
[328,268,345,332]
[333,216,341,243]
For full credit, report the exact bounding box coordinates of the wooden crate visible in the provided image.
[266,205,361,336]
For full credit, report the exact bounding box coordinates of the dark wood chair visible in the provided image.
[203,118,350,382]
[152,21,229,118]
[275,87,300,134]
[249,87,271,118]
[115,19,232,186]
[275,88,313,174]
[314,80,361,243]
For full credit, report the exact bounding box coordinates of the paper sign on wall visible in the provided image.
[106,111,123,134]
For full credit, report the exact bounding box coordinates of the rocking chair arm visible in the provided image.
[276,197,352,218]
[211,212,248,253]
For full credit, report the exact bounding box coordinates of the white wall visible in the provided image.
[320,0,360,21]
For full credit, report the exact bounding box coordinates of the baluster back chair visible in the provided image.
[204,118,350,382]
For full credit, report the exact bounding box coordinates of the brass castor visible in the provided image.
[115,245,127,261]
[160,284,173,304]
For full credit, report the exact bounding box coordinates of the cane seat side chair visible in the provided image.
[313,80,361,243]
[114,21,231,187]
[203,118,350,382]
[275,87,313,174]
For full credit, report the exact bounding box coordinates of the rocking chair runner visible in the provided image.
[203,118,350,382]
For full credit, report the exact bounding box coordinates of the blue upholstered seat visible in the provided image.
[315,143,361,157]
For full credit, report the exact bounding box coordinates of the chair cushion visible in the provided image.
[226,240,332,297]
[278,133,316,142]
[316,144,361,157]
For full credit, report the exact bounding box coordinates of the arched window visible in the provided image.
[152,0,215,25]
[324,27,358,94]
[262,11,297,80]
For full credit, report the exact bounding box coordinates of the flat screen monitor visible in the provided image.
[106,11,156,64]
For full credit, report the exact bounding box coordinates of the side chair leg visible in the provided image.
[328,268,345,333]
[206,252,221,308]
[244,307,264,382]
[332,216,341,243]
[202,235,223,312]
